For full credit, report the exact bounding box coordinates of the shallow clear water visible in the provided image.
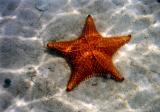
[0,0,160,112]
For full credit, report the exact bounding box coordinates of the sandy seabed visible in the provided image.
[0,0,160,112]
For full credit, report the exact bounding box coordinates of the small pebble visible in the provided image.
[3,78,12,88]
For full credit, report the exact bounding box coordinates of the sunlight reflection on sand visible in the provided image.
[0,0,160,112]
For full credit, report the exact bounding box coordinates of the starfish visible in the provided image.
[47,15,131,92]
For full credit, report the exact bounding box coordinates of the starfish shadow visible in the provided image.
[95,73,124,83]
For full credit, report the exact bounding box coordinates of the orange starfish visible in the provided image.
[47,15,131,92]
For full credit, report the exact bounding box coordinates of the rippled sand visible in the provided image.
[0,0,160,112]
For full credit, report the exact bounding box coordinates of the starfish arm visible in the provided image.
[47,40,77,54]
[93,51,124,81]
[97,35,131,56]
[66,69,93,92]
[80,15,100,40]
[104,63,124,81]
[66,53,93,91]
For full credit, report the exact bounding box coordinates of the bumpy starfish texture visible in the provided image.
[47,15,131,92]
